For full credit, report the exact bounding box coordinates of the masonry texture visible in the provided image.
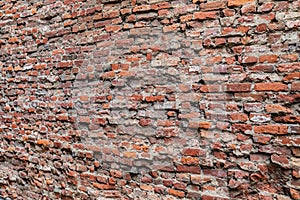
[0,0,300,199]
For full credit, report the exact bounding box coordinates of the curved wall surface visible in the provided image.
[0,0,300,199]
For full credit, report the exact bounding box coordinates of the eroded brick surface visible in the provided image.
[0,0,299,199]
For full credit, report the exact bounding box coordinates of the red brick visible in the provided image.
[259,54,278,63]
[56,115,69,121]
[215,37,226,46]
[203,169,227,178]
[280,54,298,62]
[206,56,222,64]
[221,27,233,35]
[140,184,153,191]
[254,82,287,91]
[199,85,221,93]
[101,71,115,79]
[139,118,152,126]
[223,9,235,16]
[78,116,90,123]
[273,115,300,123]
[173,182,187,190]
[244,5,257,15]
[188,121,212,129]
[180,14,193,22]
[256,23,268,32]
[228,0,255,6]
[200,1,226,11]
[259,2,274,12]
[58,61,73,68]
[293,169,300,178]
[254,125,288,135]
[123,151,137,158]
[168,189,185,198]
[283,72,300,81]
[154,186,165,194]
[241,56,257,64]
[194,11,218,20]
[230,113,248,122]
[145,95,164,102]
[223,83,251,92]
[92,183,115,190]
[202,195,229,200]
[187,192,201,199]
[163,180,173,187]
[110,170,122,178]
[52,49,64,55]
[182,148,206,156]
[37,139,52,146]
[244,103,264,112]
[174,4,197,16]
[163,24,179,32]
[105,25,122,32]
[96,175,107,183]
[278,62,300,72]
[102,10,120,19]
[133,5,151,13]
[232,124,252,133]
[292,82,300,91]
[181,157,199,165]
[141,176,153,183]
[271,154,289,166]
[176,165,201,174]
[265,104,292,114]
[250,154,269,162]
[79,95,89,102]
[249,64,275,72]
[290,188,300,200]
[151,2,170,10]
[92,117,107,126]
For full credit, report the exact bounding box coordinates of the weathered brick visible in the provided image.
[194,11,218,20]
[290,188,300,200]
[168,189,185,198]
[265,104,292,114]
[283,72,300,81]
[254,125,288,135]
[223,83,251,92]
[241,56,257,64]
[182,148,206,157]
[254,82,288,91]
[291,82,300,91]
[140,184,154,191]
[92,183,115,190]
[273,115,300,124]
[278,62,300,72]
[228,0,254,6]
[133,5,151,13]
[176,165,201,174]
[188,121,212,129]
[200,1,226,11]
[271,154,289,167]
[259,54,278,63]
[203,169,227,178]
[181,157,200,165]
[230,113,249,122]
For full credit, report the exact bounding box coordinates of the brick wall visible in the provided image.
[0,0,300,199]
